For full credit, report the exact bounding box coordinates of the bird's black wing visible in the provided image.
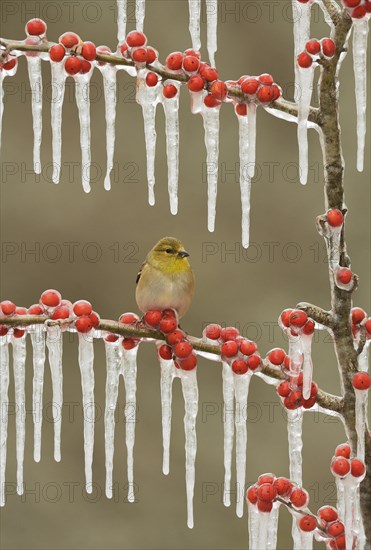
[136,262,145,285]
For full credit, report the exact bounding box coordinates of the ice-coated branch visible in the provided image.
[296,302,334,328]
[320,0,343,25]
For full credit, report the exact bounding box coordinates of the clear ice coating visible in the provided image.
[121,346,139,503]
[162,81,181,215]
[180,368,199,529]
[78,333,95,493]
[336,476,357,550]
[234,371,251,518]
[117,0,127,43]
[355,388,367,462]
[104,339,121,498]
[247,102,257,178]
[237,113,252,248]
[291,0,312,63]
[287,408,303,550]
[26,56,43,174]
[222,362,234,507]
[136,70,162,205]
[30,326,46,462]
[205,0,218,67]
[46,326,63,462]
[301,333,313,400]
[136,0,146,32]
[200,104,220,232]
[159,354,176,475]
[0,73,4,152]
[188,0,201,52]
[352,19,369,172]
[50,62,67,184]
[74,72,92,193]
[297,65,315,185]
[0,336,10,506]
[11,336,27,496]
[248,501,280,550]
[97,64,117,191]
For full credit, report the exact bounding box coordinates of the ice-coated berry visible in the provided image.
[331,456,350,477]
[81,42,96,61]
[231,359,249,375]
[335,443,351,459]
[221,340,239,358]
[350,458,365,477]
[273,477,293,497]
[268,348,286,365]
[49,44,66,62]
[26,18,47,36]
[239,339,257,356]
[290,487,309,508]
[126,31,147,47]
[306,39,321,55]
[166,52,183,70]
[187,75,205,92]
[317,505,338,523]
[0,300,16,316]
[65,57,82,76]
[146,72,158,87]
[204,323,221,340]
[174,341,193,359]
[246,485,258,504]
[220,327,240,341]
[59,32,80,49]
[40,289,61,308]
[299,515,317,532]
[352,372,371,390]
[75,316,93,333]
[297,51,313,68]
[257,483,277,502]
[73,300,92,317]
[144,309,162,327]
[159,316,178,334]
[163,84,178,99]
[166,330,186,346]
[158,344,173,360]
[327,208,343,227]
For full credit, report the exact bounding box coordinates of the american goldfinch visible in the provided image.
[135,237,195,319]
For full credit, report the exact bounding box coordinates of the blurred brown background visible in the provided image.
[0,1,370,549]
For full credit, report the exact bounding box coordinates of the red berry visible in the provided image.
[122,338,139,350]
[158,344,173,360]
[204,323,221,340]
[327,208,343,227]
[73,300,92,317]
[246,485,258,504]
[352,372,371,390]
[259,73,274,85]
[257,500,273,512]
[350,458,365,477]
[166,52,183,71]
[310,382,318,397]
[257,474,275,485]
[163,84,178,99]
[231,359,249,375]
[159,316,178,334]
[322,38,336,57]
[306,39,321,55]
[166,330,186,346]
[184,48,201,59]
[2,58,17,71]
[13,328,25,338]
[342,0,361,6]
[199,64,219,82]
[126,31,147,47]
[178,354,197,371]
[352,5,366,17]
[26,18,46,36]
[80,60,91,74]
[290,487,308,508]
[221,340,239,358]
[0,326,8,336]
[328,521,345,537]
[162,309,177,318]
[204,94,221,108]
[75,316,93,333]
[303,319,315,335]
[335,443,351,459]
[132,47,148,63]
[317,506,338,523]
[366,318,371,334]
[65,57,82,76]
[273,477,293,497]
[40,289,61,308]
[337,268,352,285]
[15,307,27,315]
[303,396,317,409]
[289,310,308,328]
[146,47,157,64]
[235,103,247,116]
[174,341,193,359]
[257,85,276,103]
[120,42,128,56]
[297,51,313,68]
[271,84,281,100]
[240,77,259,95]
[105,333,119,343]
[1,300,16,316]
[59,32,80,49]
[268,348,286,365]
[366,1,371,13]
[220,327,240,341]
[280,308,293,328]
[210,80,227,101]
[331,456,351,477]
[351,307,366,325]
[49,44,66,62]
[187,75,204,92]
[146,72,158,87]
[119,312,139,324]
[96,45,112,66]
[81,42,96,61]
[183,55,200,73]
[299,515,317,532]
[239,339,257,356]
[334,534,346,550]
[144,309,162,327]
[277,381,291,398]
[28,304,44,315]
[257,483,277,502]
[90,311,100,328]
[284,391,303,410]
[246,354,261,371]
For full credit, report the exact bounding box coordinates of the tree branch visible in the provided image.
[320,0,343,25]
[296,302,334,328]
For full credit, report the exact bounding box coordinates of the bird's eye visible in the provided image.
[166,248,173,254]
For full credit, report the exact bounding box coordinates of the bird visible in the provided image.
[135,237,195,319]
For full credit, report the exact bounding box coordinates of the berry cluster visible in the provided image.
[297,38,336,69]
[341,0,371,19]
[317,507,346,550]
[351,306,371,340]
[279,307,314,336]
[49,31,97,75]
[246,472,309,512]
[331,443,366,478]
[277,371,318,409]
[203,324,261,374]
[0,56,17,73]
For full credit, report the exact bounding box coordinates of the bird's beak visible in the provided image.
[178,250,190,258]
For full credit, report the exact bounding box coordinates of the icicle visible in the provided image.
[104,339,121,498]
[353,19,369,172]
[299,531,314,549]
[26,56,43,174]
[301,333,313,400]
[159,354,176,475]
[180,368,198,529]
[0,72,4,152]
[292,0,312,61]
[98,65,117,191]
[46,326,63,462]
[336,476,357,550]
[0,335,10,507]
[237,113,252,248]
[287,408,304,550]
[354,487,366,550]
[188,0,201,52]
[358,340,369,372]
[248,502,260,550]
[78,333,95,492]
[247,102,257,178]
[297,66,315,185]
[205,0,218,67]
[162,82,181,215]
[30,326,45,462]
[336,476,345,519]
[136,0,146,32]
[288,333,303,388]
[117,0,127,43]
[121,346,139,503]
[136,70,162,205]
[75,73,92,193]
[11,336,26,495]
[50,62,67,184]
[200,105,220,232]
[234,371,252,518]
[222,362,234,507]
[354,388,367,461]
[250,502,281,550]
